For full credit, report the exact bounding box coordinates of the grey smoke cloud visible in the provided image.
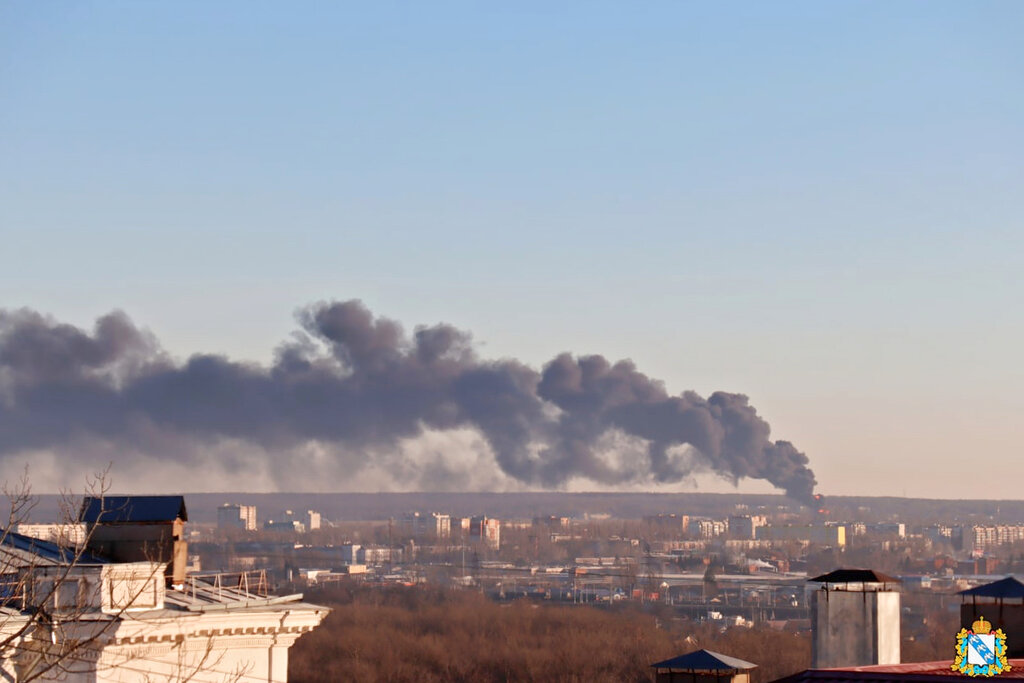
[0,301,816,503]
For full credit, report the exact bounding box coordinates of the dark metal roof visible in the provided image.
[0,529,108,565]
[958,576,1024,599]
[79,496,188,523]
[651,649,757,671]
[809,569,900,584]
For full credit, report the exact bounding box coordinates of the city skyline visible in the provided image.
[2,3,1022,498]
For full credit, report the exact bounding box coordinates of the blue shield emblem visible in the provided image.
[967,634,996,666]
[953,616,1011,677]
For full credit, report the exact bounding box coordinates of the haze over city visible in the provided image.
[2,2,1022,499]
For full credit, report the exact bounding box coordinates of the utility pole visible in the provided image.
[387,517,393,574]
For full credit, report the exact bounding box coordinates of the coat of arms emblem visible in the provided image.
[953,616,1011,677]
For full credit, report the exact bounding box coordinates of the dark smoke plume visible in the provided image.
[0,302,816,503]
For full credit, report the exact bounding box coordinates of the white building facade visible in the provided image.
[1,496,327,682]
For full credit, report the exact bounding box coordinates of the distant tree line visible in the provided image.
[288,584,812,683]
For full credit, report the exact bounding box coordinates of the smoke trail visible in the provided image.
[0,301,816,502]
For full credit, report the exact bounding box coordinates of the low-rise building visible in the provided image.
[757,524,847,547]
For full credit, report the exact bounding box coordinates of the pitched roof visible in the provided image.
[79,496,188,523]
[959,576,1024,599]
[0,529,109,565]
[651,649,757,671]
[809,569,900,584]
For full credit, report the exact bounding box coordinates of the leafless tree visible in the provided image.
[0,468,248,683]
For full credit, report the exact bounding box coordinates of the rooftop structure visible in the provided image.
[809,568,901,669]
[2,495,329,681]
[958,576,1024,657]
[959,576,1024,600]
[810,570,901,589]
[79,494,189,584]
[80,495,189,524]
[652,649,757,683]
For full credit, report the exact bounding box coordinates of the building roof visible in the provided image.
[0,529,109,565]
[2,526,329,628]
[959,576,1024,599]
[772,660,1024,683]
[809,569,900,585]
[651,649,758,672]
[79,495,188,523]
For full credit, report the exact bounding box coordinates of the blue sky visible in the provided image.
[2,2,1022,496]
